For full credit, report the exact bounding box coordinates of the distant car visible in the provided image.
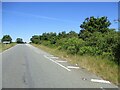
[2,41,11,44]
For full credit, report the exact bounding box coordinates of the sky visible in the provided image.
[1,2,118,42]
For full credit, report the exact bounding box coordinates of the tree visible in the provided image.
[67,31,78,38]
[30,35,40,44]
[112,31,120,64]
[79,16,111,40]
[16,38,23,43]
[1,35,12,43]
[58,31,67,38]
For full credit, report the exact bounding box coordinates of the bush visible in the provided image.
[78,46,102,55]
[102,52,113,59]
[67,45,78,54]
[59,37,84,54]
[30,16,119,64]
[112,36,120,64]
[42,41,51,46]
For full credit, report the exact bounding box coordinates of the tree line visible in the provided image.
[30,16,120,64]
[1,35,25,44]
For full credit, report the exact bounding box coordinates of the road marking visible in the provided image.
[55,60,67,63]
[100,87,105,90]
[67,66,80,69]
[44,55,71,71]
[50,57,59,59]
[91,79,111,84]
[0,45,16,54]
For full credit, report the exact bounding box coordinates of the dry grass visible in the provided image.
[0,43,16,52]
[32,44,118,85]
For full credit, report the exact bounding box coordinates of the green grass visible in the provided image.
[32,43,119,86]
[0,43,17,52]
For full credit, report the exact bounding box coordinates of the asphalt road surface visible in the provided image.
[1,44,118,88]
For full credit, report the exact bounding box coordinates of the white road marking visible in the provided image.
[50,57,59,59]
[44,55,71,71]
[55,60,67,63]
[91,79,111,84]
[67,66,80,69]
[100,87,105,90]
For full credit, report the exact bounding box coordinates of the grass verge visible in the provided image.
[0,43,17,52]
[32,44,118,85]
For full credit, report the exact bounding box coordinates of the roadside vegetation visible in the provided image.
[0,35,26,52]
[0,35,19,52]
[0,43,16,52]
[30,16,119,85]
[32,43,118,85]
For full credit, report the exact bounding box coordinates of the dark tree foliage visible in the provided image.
[16,38,23,43]
[67,31,78,38]
[79,16,111,40]
[2,35,12,43]
[30,35,40,44]
[58,31,67,39]
[112,32,120,64]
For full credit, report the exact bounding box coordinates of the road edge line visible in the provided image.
[44,55,71,72]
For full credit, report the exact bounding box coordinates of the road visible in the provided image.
[1,44,118,88]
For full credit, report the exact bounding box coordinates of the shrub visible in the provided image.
[67,45,78,54]
[42,41,51,46]
[102,52,114,60]
[60,37,84,54]
[78,46,101,55]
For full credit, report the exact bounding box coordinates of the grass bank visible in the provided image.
[32,43,118,85]
[0,43,17,52]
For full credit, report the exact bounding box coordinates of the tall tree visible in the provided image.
[30,35,40,44]
[16,38,23,43]
[1,35,12,43]
[58,31,67,38]
[79,16,111,40]
[67,31,78,38]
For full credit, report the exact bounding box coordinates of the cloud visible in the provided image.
[3,10,79,24]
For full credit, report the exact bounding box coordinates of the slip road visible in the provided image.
[2,44,118,88]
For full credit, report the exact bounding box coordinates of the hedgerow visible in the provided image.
[30,16,119,64]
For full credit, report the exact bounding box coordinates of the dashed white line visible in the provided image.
[50,57,59,59]
[44,55,71,71]
[67,66,80,69]
[55,60,67,63]
[91,79,111,84]
[100,87,105,90]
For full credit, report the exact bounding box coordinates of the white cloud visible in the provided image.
[3,10,79,24]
